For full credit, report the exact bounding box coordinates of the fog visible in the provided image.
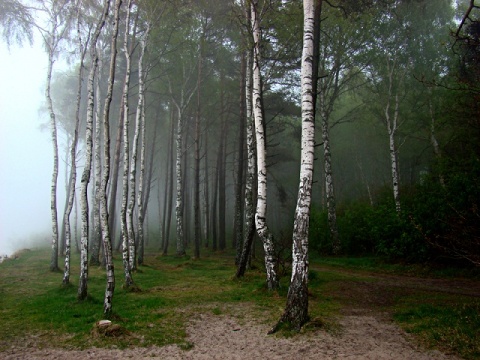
[0,40,61,256]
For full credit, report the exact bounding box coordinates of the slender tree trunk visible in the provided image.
[251,0,278,290]
[47,23,59,273]
[218,71,227,251]
[175,105,186,256]
[90,55,103,266]
[135,24,149,266]
[60,134,70,257]
[126,1,140,272]
[271,0,317,333]
[211,139,221,252]
[236,31,256,277]
[193,40,203,259]
[111,95,124,251]
[120,0,135,285]
[78,37,96,301]
[384,60,402,214]
[100,0,120,314]
[234,47,246,264]
[203,130,210,247]
[320,94,340,254]
[163,108,175,255]
[63,9,87,284]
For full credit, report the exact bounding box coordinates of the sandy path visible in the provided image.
[1,308,458,360]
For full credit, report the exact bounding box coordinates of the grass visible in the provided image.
[0,247,338,351]
[0,247,478,359]
[394,294,480,359]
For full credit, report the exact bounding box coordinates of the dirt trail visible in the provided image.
[3,266,477,359]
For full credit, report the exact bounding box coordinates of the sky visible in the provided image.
[0,39,63,256]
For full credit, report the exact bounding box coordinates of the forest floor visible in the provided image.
[3,260,478,360]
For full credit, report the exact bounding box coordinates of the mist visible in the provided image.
[0,40,63,256]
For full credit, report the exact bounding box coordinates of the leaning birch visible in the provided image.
[251,0,278,290]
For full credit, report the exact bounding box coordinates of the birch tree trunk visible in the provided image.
[110,94,124,251]
[320,94,340,254]
[251,0,278,290]
[120,0,135,286]
[236,30,256,278]
[78,26,97,301]
[385,61,402,214]
[133,23,149,266]
[175,105,186,256]
[46,7,60,273]
[90,53,103,266]
[100,0,121,314]
[63,6,87,285]
[271,0,316,333]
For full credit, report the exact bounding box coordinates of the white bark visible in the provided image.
[236,36,255,277]
[251,0,278,290]
[78,33,96,301]
[272,0,316,333]
[46,7,59,273]
[175,106,186,256]
[133,23,149,266]
[100,0,121,314]
[384,57,403,214]
[63,6,86,285]
[120,0,135,285]
[320,92,340,254]
[91,52,103,266]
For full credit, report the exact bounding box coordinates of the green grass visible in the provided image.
[0,247,338,350]
[315,255,480,279]
[394,294,480,360]
[0,248,478,359]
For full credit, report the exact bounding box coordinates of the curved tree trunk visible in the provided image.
[100,0,120,314]
[46,18,59,273]
[120,0,135,286]
[63,8,87,285]
[251,0,278,291]
[134,23,149,266]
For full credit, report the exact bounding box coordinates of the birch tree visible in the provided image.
[100,0,121,314]
[120,0,135,285]
[63,1,88,285]
[39,0,72,272]
[78,0,108,300]
[131,21,150,266]
[271,0,317,332]
[236,0,255,277]
[251,0,278,290]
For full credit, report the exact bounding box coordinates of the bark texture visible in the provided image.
[63,8,87,285]
[120,0,135,286]
[251,0,278,291]
[271,0,317,333]
[100,0,121,314]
